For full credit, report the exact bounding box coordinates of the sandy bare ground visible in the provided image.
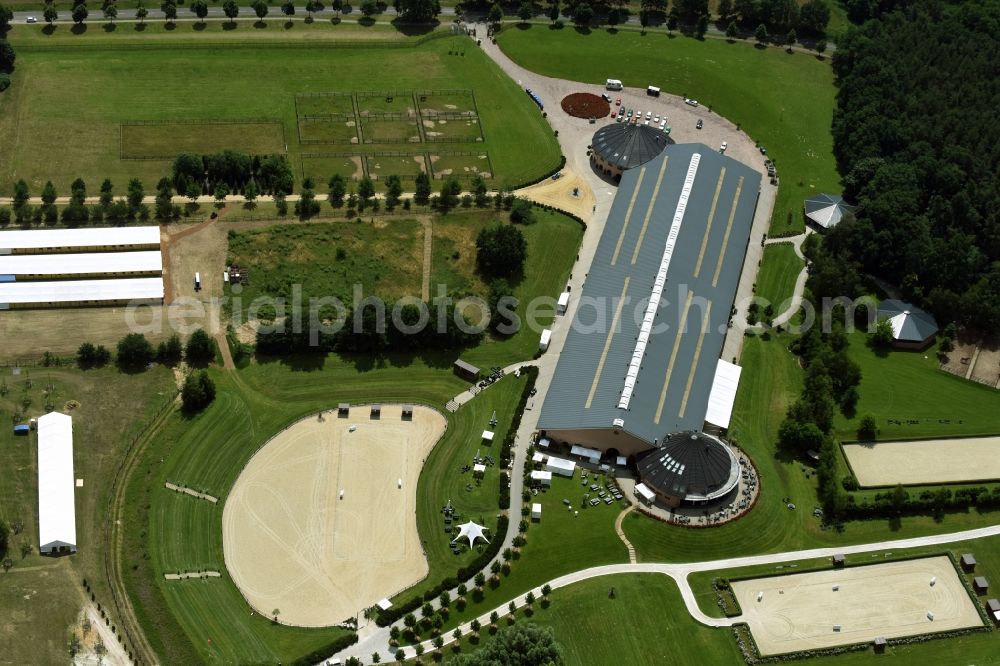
[73,604,131,666]
[733,556,982,656]
[223,405,447,627]
[516,168,596,220]
[843,437,1000,487]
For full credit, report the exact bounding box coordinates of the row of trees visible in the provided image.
[814,0,1000,333]
[170,151,294,198]
[87,329,216,372]
[7,177,150,226]
[0,32,14,93]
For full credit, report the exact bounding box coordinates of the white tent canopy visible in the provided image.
[705,359,743,429]
[635,483,656,504]
[545,456,577,477]
[570,445,602,463]
[481,430,495,442]
[0,226,161,252]
[37,412,77,554]
[451,521,490,547]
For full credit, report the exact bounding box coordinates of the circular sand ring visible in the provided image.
[561,92,610,119]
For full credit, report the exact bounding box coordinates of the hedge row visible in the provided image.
[289,633,359,666]
[500,365,539,470]
[375,515,510,627]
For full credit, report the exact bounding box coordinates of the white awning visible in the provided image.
[531,503,542,516]
[482,430,495,441]
[532,452,546,463]
[376,598,393,611]
[451,521,490,547]
[545,457,576,477]
[570,445,602,462]
[705,359,743,429]
[537,437,551,448]
[530,470,552,483]
[0,277,164,305]
[37,412,77,552]
[635,483,656,503]
[0,226,161,252]
[616,456,627,466]
[473,463,487,473]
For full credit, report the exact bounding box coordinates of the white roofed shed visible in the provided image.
[37,412,77,554]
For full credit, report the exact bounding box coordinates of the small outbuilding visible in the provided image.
[986,598,1000,624]
[532,451,546,464]
[473,463,487,476]
[876,300,939,350]
[482,430,495,443]
[634,482,656,506]
[453,359,481,382]
[536,437,551,449]
[961,553,977,573]
[338,403,350,418]
[37,412,77,555]
[14,424,30,436]
[873,637,887,654]
[974,576,989,595]
[531,503,542,521]
[530,470,552,487]
[370,404,381,420]
[402,404,414,421]
[833,554,846,568]
[545,456,577,477]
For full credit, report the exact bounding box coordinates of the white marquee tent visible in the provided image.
[37,412,77,554]
[451,521,490,547]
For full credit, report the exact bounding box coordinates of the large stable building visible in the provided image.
[539,143,761,457]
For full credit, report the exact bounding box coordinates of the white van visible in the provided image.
[647,86,661,97]
[557,291,570,315]
[605,79,623,91]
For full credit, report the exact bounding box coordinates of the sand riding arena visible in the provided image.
[222,405,447,627]
[732,556,982,656]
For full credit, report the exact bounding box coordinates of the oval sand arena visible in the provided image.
[223,405,446,627]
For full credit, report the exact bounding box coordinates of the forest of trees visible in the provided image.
[812,0,1000,332]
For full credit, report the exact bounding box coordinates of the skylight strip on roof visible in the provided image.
[617,153,702,411]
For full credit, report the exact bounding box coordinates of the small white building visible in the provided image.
[532,451,546,464]
[615,455,627,467]
[531,503,542,521]
[545,456,576,477]
[539,328,552,351]
[536,437,551,449]
[473,463,487,476]
[37,412,77,554]
[530,470,552,486]
[482,430,495,443]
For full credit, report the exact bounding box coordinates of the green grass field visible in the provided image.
[755,242,804,311]
[834,331,1000,441]
[300,154,363,182]
[0,31,561,196]
[299,118,361,144]
[430,152,493,179]
[121,121,287,158]
[496,25,841,236]
[0,365,175,665]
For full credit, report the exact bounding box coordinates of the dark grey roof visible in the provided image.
[877,299,939,342]
[804,193,856,229]
[538,144,762,445]
[635,431,737,500]
[454,359,480,372]
[592,123,670,171]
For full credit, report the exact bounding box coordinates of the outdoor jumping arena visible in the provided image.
[842,436,1000,487]
[222,405,447,627]
[732,556,983,656]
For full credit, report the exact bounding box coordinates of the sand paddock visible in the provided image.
[222,405,446,627]
[843,436,1000,487]
[733,556,982,656]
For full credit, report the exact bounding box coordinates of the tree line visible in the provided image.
[0,4,14,94]
[813,0,1000,334]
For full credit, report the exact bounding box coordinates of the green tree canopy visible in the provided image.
[476,223,527,279]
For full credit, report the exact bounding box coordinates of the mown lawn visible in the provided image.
[755,242,803,312]
[496,25,841,236]
[0,32,561,195]
[834,330,1000,441]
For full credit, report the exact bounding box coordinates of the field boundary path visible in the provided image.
[163,571,221,580]
[164,482,219,503]
[752,230,810,329]
[421,218,433,302]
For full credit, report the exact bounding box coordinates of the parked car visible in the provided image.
[645,110,652,119]
[685,98,699,107]
[616,114,625,123]
[626,109,633,117]
[696,119,703,129]
[601,93,613,103]
[720,141,728,153]
[26,15,38,22]
[653,115,660,123]
[615,98,622,106]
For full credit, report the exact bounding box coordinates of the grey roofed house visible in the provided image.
[877,299,939,344]
[592,123,671,171]
[974,576,989,593]
[635,431,739,502]
[538,143,762,448]
[961,553,977,571]
[804,193,856,230]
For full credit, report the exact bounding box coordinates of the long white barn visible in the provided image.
[0,277,164,308]
[37,412,78,555]
[0,251,163,279]
[0,226,161,254]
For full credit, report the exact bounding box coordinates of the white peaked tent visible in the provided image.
[37,412,78,554]
[451,521,490,547]
[804,193,856,230]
